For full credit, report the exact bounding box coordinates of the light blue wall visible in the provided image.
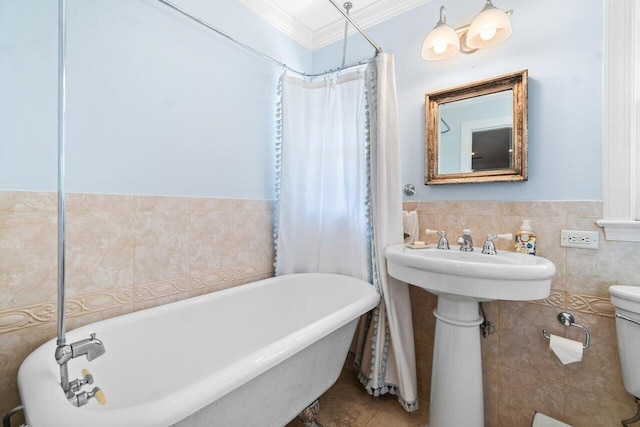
[1,2,59,192]
[1,0,311,199]
[313,0,604,201]
[2,0,604,201]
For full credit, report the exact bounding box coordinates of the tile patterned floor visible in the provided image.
[286,369,430,427]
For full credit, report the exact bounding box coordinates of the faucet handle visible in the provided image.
[69,368,95,393]
[482,233,513,255]
[91,387,107,405]
[81,368,94,385]
[426,229,450,250]
[486,233,513,242]
[425,228,448,240]
[70,386,107,407]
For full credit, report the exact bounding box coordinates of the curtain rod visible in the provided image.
[155,0,382,77]
[327,0,383,54]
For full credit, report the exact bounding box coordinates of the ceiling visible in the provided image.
[239,0,432,51]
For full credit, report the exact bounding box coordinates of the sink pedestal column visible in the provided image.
[429,296,484,427]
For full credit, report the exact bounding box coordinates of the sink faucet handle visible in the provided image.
[426,229,450,250]
[482,233,513,255]
[486,233,513,242]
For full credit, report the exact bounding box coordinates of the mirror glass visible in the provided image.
[425,70,527,185]
[438,90,513,174]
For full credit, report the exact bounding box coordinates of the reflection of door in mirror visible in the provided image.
[471,126,512,171]
[438,91,513,174]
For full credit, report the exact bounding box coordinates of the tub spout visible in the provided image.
[56,333,105,365]
[71,333,105,361]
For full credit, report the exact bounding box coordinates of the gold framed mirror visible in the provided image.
[425,70,528,185]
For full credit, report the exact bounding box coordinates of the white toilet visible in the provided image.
[609,285,640,426]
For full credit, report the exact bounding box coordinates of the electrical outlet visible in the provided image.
[560,230,599,249]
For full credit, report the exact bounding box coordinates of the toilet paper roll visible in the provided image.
[532,412,572,427]
[549,334,583,365]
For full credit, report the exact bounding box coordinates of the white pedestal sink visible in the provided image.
[385,244,556,427]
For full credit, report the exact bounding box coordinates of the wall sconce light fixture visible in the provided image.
[421,0,513,61]
[421,6,460,61]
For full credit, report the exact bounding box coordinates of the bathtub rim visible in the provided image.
[18,273,380,427]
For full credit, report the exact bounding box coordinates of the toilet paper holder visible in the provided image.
[542,312,590,349]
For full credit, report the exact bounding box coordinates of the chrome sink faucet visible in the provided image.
[457,229,473,252]
[55,333,106,403]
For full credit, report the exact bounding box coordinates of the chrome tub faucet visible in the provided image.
[55,333,106,406]
[55,333,105,365]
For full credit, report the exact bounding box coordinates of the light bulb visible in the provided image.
[433,42,447,54]
[465,1,512,49]
[480,27,497,41]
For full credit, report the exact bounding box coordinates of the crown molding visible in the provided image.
[240,0,432,51]
[313,0,431,50]
[240,0,315,49]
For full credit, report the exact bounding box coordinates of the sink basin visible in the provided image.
[385,244,556,301]
[384,243,556,427]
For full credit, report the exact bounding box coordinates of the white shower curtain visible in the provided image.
[275,53,418,411]
[275,70,369,278]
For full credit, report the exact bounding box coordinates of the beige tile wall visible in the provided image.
[0,190,275,418]
[406,200,639,426]
[3,193,638,426]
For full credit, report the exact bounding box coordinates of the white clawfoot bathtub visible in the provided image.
[18,273,379,427]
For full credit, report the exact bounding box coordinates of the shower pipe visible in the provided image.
[57,0,67,351]
[156,0,383,77]
[54,0,383,376]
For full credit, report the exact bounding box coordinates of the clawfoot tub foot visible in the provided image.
[297,399,323,427]
[622,397,640,426]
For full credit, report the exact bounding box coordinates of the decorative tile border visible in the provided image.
[134,277,191,302]
[0,303,56,334]
[567,293,615,318]
[65,288,133,317]
[529,290,614,318]
[192,262,274,289]
[0,263,274,335]
[0,287,132,335]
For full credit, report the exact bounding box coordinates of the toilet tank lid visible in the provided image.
[610,285,640,304]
